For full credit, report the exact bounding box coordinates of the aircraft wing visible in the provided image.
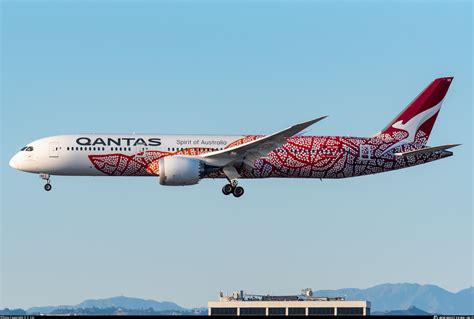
[394,144,461,157]
[201,116,327,169]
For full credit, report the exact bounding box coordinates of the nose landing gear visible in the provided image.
[40,173,52,192]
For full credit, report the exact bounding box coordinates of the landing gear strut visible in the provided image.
[40,173,52,192]
[222,180,245,198]
[222,166,245,198]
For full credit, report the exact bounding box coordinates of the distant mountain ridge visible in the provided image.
[372,305,431,315]
[313,283,473,314]
[20,283,473,315]
[77,296,184,311]
[27,296,184,314]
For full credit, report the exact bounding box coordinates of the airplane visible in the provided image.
[9,77,460,197]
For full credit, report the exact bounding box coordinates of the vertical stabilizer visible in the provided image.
[378,77,453,154]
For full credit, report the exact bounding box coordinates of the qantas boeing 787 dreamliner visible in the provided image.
[9,77,459,197]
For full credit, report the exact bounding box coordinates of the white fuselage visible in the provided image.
[9,134,245,176]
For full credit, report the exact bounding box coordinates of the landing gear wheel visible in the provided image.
[232,186,244,198]
[222,184,233,195]
[44,183,52,192]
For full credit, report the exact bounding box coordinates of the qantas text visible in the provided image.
[76,137,162,147]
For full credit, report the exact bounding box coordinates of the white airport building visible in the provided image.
[208,289,370,316]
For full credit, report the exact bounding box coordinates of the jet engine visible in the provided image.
[159,156,205,186]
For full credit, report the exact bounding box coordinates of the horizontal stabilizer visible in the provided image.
[394,144,461,157]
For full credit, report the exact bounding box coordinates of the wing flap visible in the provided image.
[201,116,327,167]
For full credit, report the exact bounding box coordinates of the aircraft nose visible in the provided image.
[9,154,17,169]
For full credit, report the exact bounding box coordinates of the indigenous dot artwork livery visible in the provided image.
[88,151,165,176]
[86,77,454,180]
[246,129,442,179]
[88,136,263,177]
[88,130,445,179]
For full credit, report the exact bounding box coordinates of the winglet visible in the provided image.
[291,116,328,136]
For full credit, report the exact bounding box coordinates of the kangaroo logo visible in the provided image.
[381,101,443,155]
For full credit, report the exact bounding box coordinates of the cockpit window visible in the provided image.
[20,146,27,151]
[26,146,34,151]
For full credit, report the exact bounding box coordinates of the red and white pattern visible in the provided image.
[244,130,443,179]
[87,130,445,179]
[89,151,166,176]
[88,77,454,179]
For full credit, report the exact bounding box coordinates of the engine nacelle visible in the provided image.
[159,156,204,186]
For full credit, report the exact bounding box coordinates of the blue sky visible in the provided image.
[1,1,472,309]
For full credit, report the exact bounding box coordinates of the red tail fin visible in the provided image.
[380,77,453,139]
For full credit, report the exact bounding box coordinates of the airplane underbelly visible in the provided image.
[243,154,347,179]
[44,156,106,176]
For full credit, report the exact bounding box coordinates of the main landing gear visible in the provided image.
[222,180,245,198]
[40,173,52,192]
[222,166,245,198]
